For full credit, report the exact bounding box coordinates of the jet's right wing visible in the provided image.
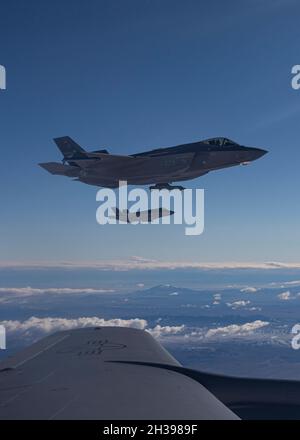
[2,327,298,420]
[0,327,238,420]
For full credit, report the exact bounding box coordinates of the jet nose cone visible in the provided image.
[256,148,268,158]
[246,147,268,161]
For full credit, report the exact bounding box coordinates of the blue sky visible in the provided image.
[0,0,300,263]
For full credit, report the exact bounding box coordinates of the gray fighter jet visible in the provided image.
[110,207,175,223]
[39,136,267,190]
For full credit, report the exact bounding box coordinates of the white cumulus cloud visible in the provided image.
[205,320,269,338]
[147,324,185,339]
[240,287,259,293]
[277,291,292,300]
[227,300,251,309]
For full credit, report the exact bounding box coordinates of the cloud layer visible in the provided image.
[0,286,116,304]
[0,287,115,295]
[1,316,148,341]
[0,316,272,346]
[1,259,300,270]
[0,316,186,343]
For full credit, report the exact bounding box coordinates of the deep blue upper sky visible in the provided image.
[0,0,300,263]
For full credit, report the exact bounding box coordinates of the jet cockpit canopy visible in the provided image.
[202,137,239,147]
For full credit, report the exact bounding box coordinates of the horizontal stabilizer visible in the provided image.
[39,162,80,177]
[91,149,109,154]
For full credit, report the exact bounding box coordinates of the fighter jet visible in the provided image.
[109,207,175,223]
[39,136,267,190]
